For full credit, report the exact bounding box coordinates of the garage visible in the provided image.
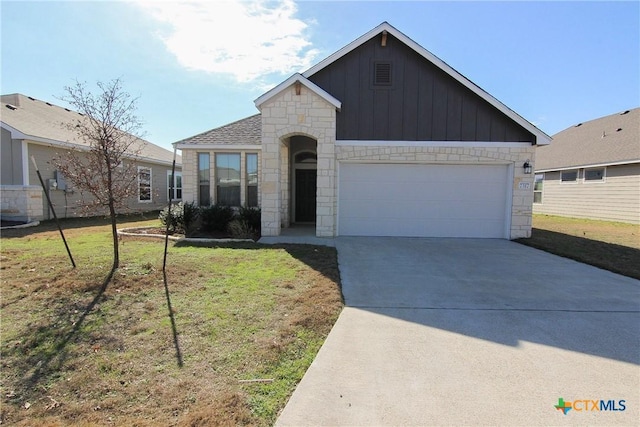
[338,163,511,238]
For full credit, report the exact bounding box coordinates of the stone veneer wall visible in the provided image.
[0,185,43,222]
[259,84,337,237]
[336,144,536,239]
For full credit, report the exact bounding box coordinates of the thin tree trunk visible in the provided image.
[109,201,119,271]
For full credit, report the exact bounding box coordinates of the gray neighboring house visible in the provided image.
[1,93,182,222]
[533,108,640,224]
[176,22,551,239]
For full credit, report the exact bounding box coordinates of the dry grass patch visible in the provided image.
[1,216,343,426]
[517,214,640,279]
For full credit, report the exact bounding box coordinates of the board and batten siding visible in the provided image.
[307,33,535,143]
[533,164,640,224]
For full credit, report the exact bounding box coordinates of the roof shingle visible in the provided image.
[535,107,640,171]
[175,114,261,146]
[1,93,180,165]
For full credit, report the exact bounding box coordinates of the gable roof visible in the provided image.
[535,108,640,172]
[303,22,551,145]
[1,93,180,166]
[254,73,342,111]
[174,114,262,149]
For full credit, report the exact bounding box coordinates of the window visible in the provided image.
[585,168,605,182]
[246,153,258,207]
[533,174,544,204]
[138,166,152,202]
[198,153,210,206]
[167,171,182,201]
[561,170,578,182]
[374,62,392,86]
[216,153,241,206]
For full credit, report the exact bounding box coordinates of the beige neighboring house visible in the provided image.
[176,22,551,239]
[533,108,640,224]
[1,93,182,222]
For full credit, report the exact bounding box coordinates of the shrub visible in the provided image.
[182,201,200,234]
[201,204,235,232]
[238,206,261,233]
[159,202,184,234]
[227,220,256,239]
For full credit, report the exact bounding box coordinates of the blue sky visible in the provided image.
[2,1,638,151]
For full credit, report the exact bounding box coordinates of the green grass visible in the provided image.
[1,216,343,426]
[517,214,640,280]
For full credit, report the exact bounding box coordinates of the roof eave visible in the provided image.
[254,73,341,111]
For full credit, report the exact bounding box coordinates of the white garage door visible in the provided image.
[338,163,510,238]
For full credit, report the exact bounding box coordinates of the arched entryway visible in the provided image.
[289,136,317,224]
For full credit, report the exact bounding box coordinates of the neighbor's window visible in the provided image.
[198,153,210,206]
[561,170,578,182]
[585,168,605,181]
[246,153,258,208]
[216,153,241,206]
[167,171,182,201]
[138,166,152,202]
[533,173,544,204]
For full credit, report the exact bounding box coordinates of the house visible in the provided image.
[1,93,182,222]
[176,22,550,239]
[533,108,640,224]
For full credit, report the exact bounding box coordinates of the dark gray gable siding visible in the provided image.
[308,33,535,142]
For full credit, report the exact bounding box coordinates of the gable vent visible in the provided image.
[5,104,17,110]
[374,62,392,86]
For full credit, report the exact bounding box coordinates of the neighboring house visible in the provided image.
[533,108,640,224]
[176,22,550,239]
[1,93,182,222]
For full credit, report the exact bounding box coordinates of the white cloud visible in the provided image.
[135,0,318,83]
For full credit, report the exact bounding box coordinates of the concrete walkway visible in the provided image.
[276,237,640,426]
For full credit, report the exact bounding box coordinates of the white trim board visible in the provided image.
[536,159,640,173]
[254,73,342,111]
[336,140,532,148]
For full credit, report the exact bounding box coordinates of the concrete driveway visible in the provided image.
[276,237,640,426]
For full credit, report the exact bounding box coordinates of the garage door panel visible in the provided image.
[338,163,509,238]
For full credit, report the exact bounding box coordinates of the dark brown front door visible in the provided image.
[295,169,316,222]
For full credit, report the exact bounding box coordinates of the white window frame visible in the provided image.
[533,173,544,204]
[167,170,183,201]
[138,166,152,203]
[584,167,606,183]
[560,169,579,184]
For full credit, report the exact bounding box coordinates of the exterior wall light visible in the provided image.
[523,160,532,174]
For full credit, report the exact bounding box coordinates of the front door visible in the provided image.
[295,169,316,222]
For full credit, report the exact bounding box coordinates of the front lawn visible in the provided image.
[517,214,640,280]
[0,216,343,426]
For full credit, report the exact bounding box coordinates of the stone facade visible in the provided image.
[336,143,536,239]
[0,185,43,222]
[258,84,337,237]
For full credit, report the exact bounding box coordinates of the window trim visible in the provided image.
[584,167,606,183]
[215,152,241,207]
[167,170,183,201]
[198,152,211,206]
[246,152,258,208]
[137,166,152,203]
[560,169,579,183]
[533,173,544,204]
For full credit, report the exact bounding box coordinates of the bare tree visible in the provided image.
[53,78,146,272]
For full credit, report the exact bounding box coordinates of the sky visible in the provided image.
[1,1,639,152]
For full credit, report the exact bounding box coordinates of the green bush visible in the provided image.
[227,219,256,239]
[238,206,261,233]
[182,201,200,234]
[159,202,184,234]
[201,204,235,232]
